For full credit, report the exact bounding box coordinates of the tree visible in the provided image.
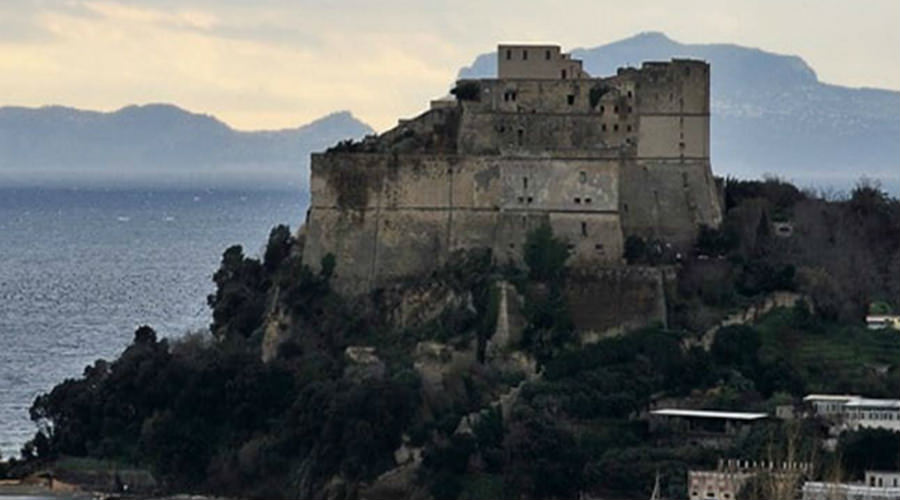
[524,224,569,282]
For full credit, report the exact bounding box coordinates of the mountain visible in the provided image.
[459,32,900,195]
[0,104,373,189]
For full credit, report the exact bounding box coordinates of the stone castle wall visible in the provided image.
[302,52,721,295]
[304,153,624,294]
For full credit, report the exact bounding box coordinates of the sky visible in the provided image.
[0,0,898,131]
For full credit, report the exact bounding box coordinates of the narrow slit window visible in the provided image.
[579,171,587,183]
[601,123,607,132]
[522,49,528,60]
[561,69,567,79]
[517,129,524,145]
[545,49,551,60]
[581,222,587,237]
[506,49,511,60]
[523,177,528,190]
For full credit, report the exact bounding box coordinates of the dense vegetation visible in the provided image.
[6,178,900,499]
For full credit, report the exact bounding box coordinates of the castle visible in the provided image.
[302,44,722,294]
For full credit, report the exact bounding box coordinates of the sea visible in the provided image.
[0,188,306,460]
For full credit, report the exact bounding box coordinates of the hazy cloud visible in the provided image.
[0,0,897,130]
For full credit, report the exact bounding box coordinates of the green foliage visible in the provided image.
[588,85,610,108]
[838,428,900,479]
[869,301,893,315]
[207,245,267,340]
[523,224,569,282]
[450,81,480,101]
[696,224,738,256]
[263,225,292,273]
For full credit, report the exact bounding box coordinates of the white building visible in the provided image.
[689,458,811,500]
[804,394,861,418]
[844,399,900,431]
[866,315,900,330]
[803,471,900,500]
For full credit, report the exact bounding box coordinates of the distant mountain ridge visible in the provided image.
[0,104,373,189]
[459,32,900,194]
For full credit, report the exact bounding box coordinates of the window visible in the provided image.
[585,198,592,204]
[627,90,633,98]
[599,105,605,113]
[517,196,524,203]
[624,203,629,213]
[682,172,688,187]
[509,243,515,249]
[581,222,587,237]
[627,106,633,113]
[523,177,528,189]
[679,141,685,149]
[579,171,587,183]
[595,243,603,250]
[506,49,511,60]
[561,69,567,79]
[614,105,619,113]
[517,129,524,145]
[601,123,607,132]
[567,95,575,105]
[613,124,619,132]
[574,197,581,204]
[522,49,528,60]
[527,196,533,203]
[626,125,632,132]
[545,49,551,60]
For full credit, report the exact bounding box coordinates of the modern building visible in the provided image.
[803,472,900,500]
[690,459,811,500]
[866,315,900,330]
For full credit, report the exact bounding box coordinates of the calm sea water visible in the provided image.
[0,188,306,459]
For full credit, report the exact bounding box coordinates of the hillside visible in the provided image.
[6,178,900,499]
[459,32,900,195]
[0,105,373,189]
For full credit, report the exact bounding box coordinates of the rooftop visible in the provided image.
[651,409,768,421]
[803,394,862,402]
[845,398,900,408]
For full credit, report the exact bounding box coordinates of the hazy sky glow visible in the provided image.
[0,0,897,131]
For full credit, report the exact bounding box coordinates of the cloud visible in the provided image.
[0,0,896,131]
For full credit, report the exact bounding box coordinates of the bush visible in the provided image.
[524,224,569,282]
[451,81,480,101]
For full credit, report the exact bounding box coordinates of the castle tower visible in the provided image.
[301,44,722,294]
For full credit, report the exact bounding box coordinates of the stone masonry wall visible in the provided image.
[304,152,624,294]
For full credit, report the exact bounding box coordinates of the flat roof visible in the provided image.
[651,409,768,420]
[845,399,900,408]
[804,394,861,402]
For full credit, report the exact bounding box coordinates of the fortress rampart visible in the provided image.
[302,45,722,294]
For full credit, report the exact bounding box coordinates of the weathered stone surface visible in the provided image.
[301,46,722,297]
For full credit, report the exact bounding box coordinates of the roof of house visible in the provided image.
[803,394,862,402]
[844,398,900,409]
[650,409,768,420]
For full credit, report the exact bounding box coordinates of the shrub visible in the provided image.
[451,81,480,101]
